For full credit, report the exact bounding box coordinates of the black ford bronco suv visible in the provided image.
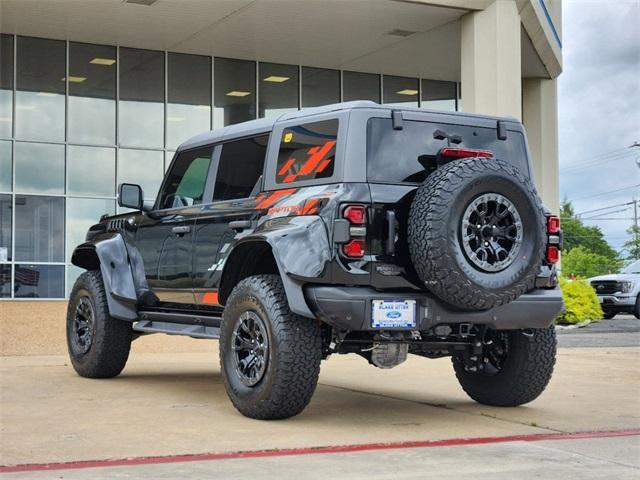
[67,101,564,420]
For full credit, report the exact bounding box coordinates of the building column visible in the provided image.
[523,77,560,213]
[460,0,522,119]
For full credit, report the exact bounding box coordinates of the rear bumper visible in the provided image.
[304,286,564,331]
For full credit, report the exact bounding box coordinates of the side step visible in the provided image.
[133,320,220,339]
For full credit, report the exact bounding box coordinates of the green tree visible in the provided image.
[622,224,640,261]
[561,246,620,278]
[560,201,620,260]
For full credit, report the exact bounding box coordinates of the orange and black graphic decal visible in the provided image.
[255,188,297,210]
[278,140,336,184]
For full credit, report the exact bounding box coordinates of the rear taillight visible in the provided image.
[547,215,560,234]
[341,204,367,258]
[546,245,560,264]
[439,147,493,159]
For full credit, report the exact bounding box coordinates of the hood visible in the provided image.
[588,273,639,282]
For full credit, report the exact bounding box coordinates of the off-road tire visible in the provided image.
[408,156,546,311]
[602,310,617,320]
[219,274,322,420]
[67,270,132,378]
[452,326,556,406]
[634,295,640,320]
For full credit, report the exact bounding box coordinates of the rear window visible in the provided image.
[276,119,338,184]
[367,118,529,184]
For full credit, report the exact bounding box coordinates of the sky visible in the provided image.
[558,0,640,257]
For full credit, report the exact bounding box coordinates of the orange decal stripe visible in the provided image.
[202,292,219,305]
[277,157,296,176]
[315,158,332,174]
[256,188,297,209]
[298,140,336,176]
[302,198,319,215]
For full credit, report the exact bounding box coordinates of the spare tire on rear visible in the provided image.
[408,156,545,311]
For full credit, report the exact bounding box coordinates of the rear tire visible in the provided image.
[220,275,322,419]
[452,326,556,406]
[602,310,616,320]
[66,270,132,378]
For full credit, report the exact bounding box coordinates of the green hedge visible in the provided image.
[556,277,603,325]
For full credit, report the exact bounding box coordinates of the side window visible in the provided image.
[158,146,213,209]
[276,119,338,184]
[213,135,269,201]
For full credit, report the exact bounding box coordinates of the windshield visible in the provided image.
[622,260,640,274]
[366,118,530,184]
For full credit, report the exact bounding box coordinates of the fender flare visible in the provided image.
[71,232,140,321]
[221,216,331,318]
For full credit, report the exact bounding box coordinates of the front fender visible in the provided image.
[228,216,331,318]
[71,232,140,321]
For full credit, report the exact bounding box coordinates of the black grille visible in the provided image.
[590,281,620,295]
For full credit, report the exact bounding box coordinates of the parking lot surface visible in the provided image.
[1,317,639,478]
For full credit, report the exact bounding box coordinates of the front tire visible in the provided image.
[602,310,616,320]
[220,275,322,420]
[452,326,556,406]
[66,270,132,378]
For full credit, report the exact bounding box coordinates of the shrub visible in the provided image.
[556,277,603,324]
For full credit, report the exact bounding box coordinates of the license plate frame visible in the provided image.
[371,299,417,329]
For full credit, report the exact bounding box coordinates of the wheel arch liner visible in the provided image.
[71,233,139,321]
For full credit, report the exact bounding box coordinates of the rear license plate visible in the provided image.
[371,300,417,328]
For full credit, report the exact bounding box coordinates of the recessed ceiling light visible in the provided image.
[167,117,185,122]
[122,0,158,5]
[0,117,11,122]
[37,92,57,97]
[61,76,87,83]
[264,75,290,83]
[194,105,210,111]
[16,105,36,111]
[396,89,418,96]
[90,57,116,66]
[386,29,417,38]
[226,91,251,97]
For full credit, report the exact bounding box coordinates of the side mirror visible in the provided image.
[118,183,144,211]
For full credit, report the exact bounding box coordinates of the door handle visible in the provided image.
[229,220,251,231]
[172,225,191,235]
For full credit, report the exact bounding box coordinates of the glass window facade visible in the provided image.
[214,57,255,128]
[167,53,211,149]
[119,47,165,148]
[421,79,457,111]
[69,42,116,145]
[259,63,299,118]
[16,37,66,142]
[343,71,380,103]
[0,33,458,299]
[383,75,419,107]
[302,67,340,107]
[0,34,13,139]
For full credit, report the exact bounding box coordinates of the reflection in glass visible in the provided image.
[69,42,116,145]
[14,264,64,298]
[0,264,10,298]
[0,141,11,192]
[343,71,380,103]
[214,58,255,127]
[15,142,65,194]
[421,80,457,111]
[15,195,65,262]
[383,75,419,107]
[119,48,164,148]
[118,149,164,202]
[165,151,175,172]
[302,67,339,108]
[259,63,299,118]
[67,146,115,197]
[167,53,211,149]
[67,264,83,297]
[0,194,11,262]
[15,37,65,142]
[0,35,14,139]
[66,198,114,261]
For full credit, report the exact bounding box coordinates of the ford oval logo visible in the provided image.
[386,311,402,319]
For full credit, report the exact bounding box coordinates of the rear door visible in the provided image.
[192,134,270,305]
[136,145,214,303]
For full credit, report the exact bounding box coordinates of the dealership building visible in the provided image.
[0,0,561,337]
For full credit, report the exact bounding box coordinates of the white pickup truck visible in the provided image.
[589,260,640,319]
